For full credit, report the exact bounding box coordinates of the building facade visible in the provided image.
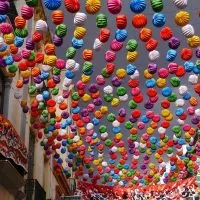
[0,0,74,199]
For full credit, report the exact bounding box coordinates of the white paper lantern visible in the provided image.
[101,132,108,139]
[175,99,185,107]
[172,0,187,9]
[42,65,51,72]
[36,82,44,89]
[188,74,198,84]
[195,109,200,117]
[158,127,166,134]
[130,70,139,79]
[56,96,64,104]
[179,85,188,95]
[119,94,128,101]
[72,62,80,72]
[86,123,94,130]
[74,12,87,26]
[177,119,185,125]
[139,143,146,148]
[0,36,4,47]
[35,20,48,32]
[73,135,80,142]
[93,38,103,51]
[119,181,124,186]
[63,77,72,87]
[14,90,22,99]
[66,59,76,69]
[102,161,108,167]
[134,141,139,148]
[133,155,139,160]
[111,146,118,152]
[103,85,113,94]
[112,120,120,127]
[98,153,104,158]
[36,94,44,102]
[149,50,160,61]
[181,24,194,38]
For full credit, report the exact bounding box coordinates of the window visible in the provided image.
[0,71,4,114]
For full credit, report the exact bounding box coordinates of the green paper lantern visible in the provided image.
[42,110,48,117]
[51,87,59,95]
[8,64,17,73]
[168,92,177,102]
[172,125,181,133]
[85,164,91,169]
[126,39,138,52]
[56,24,67,38]
[128,100,137,109]
[196,60,200,69]
[116,86,127,96]
[150,0,163,12]
[96,14,107,28]
[130,134,137,141]
[101,68,111,78]
[139,147,146,153]
[163,135,169,143]
[175,130,182,138]
[124,121,134,129]
[105,139,112,146]
[151,144,157,150]
[117,164,123,170]
[53,67,61,75]
[25,0,38,7]
[15,28,28,38]
[99,125,107,133]
[38,102,45,110]
[71,92,80,100]
[67,138,73,144]
[49,118,56,125]
[170,77,180,87]
[28,85,36,95]
[28,51,35,61]
[104,94,114,102]
[166,147,173,154]
[107,113,116,122]
[66,47,76,59]
[83,61,93,72]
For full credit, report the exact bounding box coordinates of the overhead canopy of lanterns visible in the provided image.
[0,0,200,190]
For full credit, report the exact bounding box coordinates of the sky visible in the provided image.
[43,0,200,185]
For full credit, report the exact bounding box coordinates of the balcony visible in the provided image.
[0,115,28,196]
[25,179,46,200]
[0,114,28,172]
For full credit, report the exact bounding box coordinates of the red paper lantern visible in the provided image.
[181,48,193,60]
[64,0,80,13]
[146,38,158,51]
[105,63,115,74]
[160,26,173,41]
[132,14,147,29]
[116,14,127,29]
[99,28,111,43]
[139,28,152,42]
[175,65,185,77]
[82,49,93,61]
[52,10,64,25]
[32,31,43,43]
[14,16,26,29]
[45,43,55,55]
[18,61,28,71]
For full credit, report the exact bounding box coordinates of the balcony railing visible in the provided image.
[25,179,46,200]
[0,114,28,173]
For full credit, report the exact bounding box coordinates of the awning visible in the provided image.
[0,114,28,172]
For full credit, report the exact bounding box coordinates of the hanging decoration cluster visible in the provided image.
[0,0,200,190]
